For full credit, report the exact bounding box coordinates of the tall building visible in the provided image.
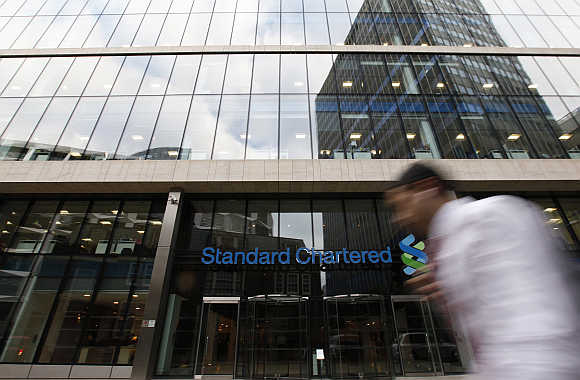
[0,0,579,380]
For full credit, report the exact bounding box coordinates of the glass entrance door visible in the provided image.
[324,294,393,379]
[195,298,239,379]
[391,296,442,377]
[236,295,309,380]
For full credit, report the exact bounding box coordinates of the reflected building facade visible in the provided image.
[0,0,579,380]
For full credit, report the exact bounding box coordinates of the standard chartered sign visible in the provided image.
[201,247,393,265]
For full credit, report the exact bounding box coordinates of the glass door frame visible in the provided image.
[391,295,444,377]
[194,297,241,380]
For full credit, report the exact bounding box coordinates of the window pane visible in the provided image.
[170,0,194,12]
[83,15,121,47]
[327,13,351,45]
[167,55,201,95]
[195,55,227,94]
[8,200,59,253]
[0,98,51,161]
[108,14,143,47]
[311,95,344,159]
[104,0,131,13]
[246,95,279,159]
[280,54,307,93]
[29,57,75,97]
[307,54,335,94]
[23,97,79,161]
[56,57,99,96]
[237,0,258,12]
[245,200,278,250]
[139,55,175,95]
[456,96,505,159]
[231,13,257,45]
[78,201,121,255]
[52,97,107,160]
[84,57,125,96]
[0,98,24,137]
[369,96,410,159]
[43,201,90,254]
[223,55,253,94]
[2,58,49,97]
[157,14,189,46]
[211,200,245,250]
[281,12,304,45]
[133,14,165,46]
[84,97,134,160]
[256,12,280,45]
[114,96,163,160]
[213,95,250,159]
[148,95,191,160]
[82,0,109,14]
[0,59,24,95]
[125,0,150,13]
[305,13,329,44]
[399,98,442,159]
[252,54,279,93]
[192,0,215,12]
[312,200,346,250]
[280,95,311,159]
[180,95,220,160]
[181,13,211,45]
[110,201,151,255]
[111,56,150,95]
[177,200,214,250]
[304,0,325,12]
[12,15,54,49]
[280,200,312,251]
[60,15,99,47]
[0,18,31,48]
[206,13,234,45]
[344,199,381,250]
[0,200,29,254]
[260,0,280,12]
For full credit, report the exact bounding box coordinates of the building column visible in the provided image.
[131,190,183,380]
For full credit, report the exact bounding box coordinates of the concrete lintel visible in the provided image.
[0,45,579,58]
[0,159,578,194]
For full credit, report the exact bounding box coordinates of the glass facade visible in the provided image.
[0,197,165,365]
[0,53,579,160]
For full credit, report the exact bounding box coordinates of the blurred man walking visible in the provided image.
[385,163,579,380]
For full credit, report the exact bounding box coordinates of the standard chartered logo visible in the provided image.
[399,234,428,275]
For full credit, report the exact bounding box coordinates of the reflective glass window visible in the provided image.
[0,98,23,137]
[82,0,109,14]
[280,95,311,159]
[114,96,163,160]
[2,58,49,97]
[311,95,344,159]
[0,200,29,254]
[326,0,348,12]
[0,58,24,94]
[237,0,258,12]
[231,12,258,45]
[256,12,280,45]
[56,57,99,96]
[60,15,99,48]
[84,97,134,160]
[83,15,121,48]
[527,15,570,48]
[0,17,31,48]
[344,199,381,250]
[52,97,107,160]
[213,95,250,159]
[0,98,51,161]
[399,98,442,159]
[148,0,171,13]
[104,0,131,14]
[537,1,566,15]
[169,0,194,12]
[260,0,280,12]
[535,57,580,96]
[29,57,75,97]
[280,54,307,93]
[281,12,304,44]
[195,55,227,94]
[179,95,220,160]
[307,54,335,94]
[147,95,192,160]
[125,0,151,13]
[8,200,59,253]
[559,199,580,242]
[327,13,351,45]
[167,55,201,95]
[206,12,234,45]
[84,57,125,96]
[110,201,151,255]
[369,96,410,159]
[108,14,143,47]
[12,15,54,49]
[304,0,325,12]
[245,200,279,250]
[181,13,211,45]
[157,14,189,46]
[305,13,330,44]
[214,0,236,12]
[177,200,214,250]
[60,0,90,15]
[223,55,253,94]
[246,94,279,159]
[210,200,245,250]
[24,97,79,161]
[42,201,90,254]
[280,200,312,251]
[77,201,121,255]
[139,55,175,95]
[36,16,75,48]
[133,14,165,46]
[0,0,28,16]
[252,54,279,93]
[192,0,215,12]
[312,200,347,250]
[111,56,150,95]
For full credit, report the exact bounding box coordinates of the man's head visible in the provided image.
[385,163,453,239]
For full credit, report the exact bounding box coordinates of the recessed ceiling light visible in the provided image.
[59,210,69,214]
[70,151,82,157]
[132,135,144,141]
[436,82,445,88]
[99,221,112,225]
[150,221,162,225]
[406,133,417,140]
[342,81,353,87]
[137,230,145,234]
[350,133,362,139]
[549,218,561,224]
[392,81,401,88]
[544,208,557,213]
[528,84,538,89]
[167,151,179,156]
[111,210,118,215]
[383,42,389,46]
[456,133,466,140]
[421,43,429,47]
[132,294,139,298]
[483,83,494,89]
[83,294,91,297]
[559,134,572,140]
[463,43,473,47]
[113,301,119,304]
[81,238,92,242]
[295,133,306,139]
[507,133,521,141]
[1,230,9,234]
